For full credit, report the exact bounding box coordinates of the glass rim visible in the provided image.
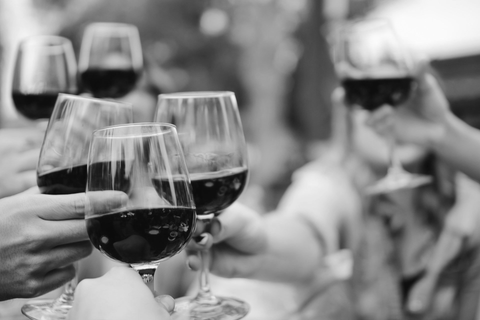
[20,35,72,47]
[85,22,140,31]
[341,17,394,34]
[57,93,133,109]
[158,91,235,99]
[93,122,177,139]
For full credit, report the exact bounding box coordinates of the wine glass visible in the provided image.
[154,92,250,320]
[332,18,432,194]
[11,35,78,120]
[22,94,133,320]
[78,22,143,98]
[85,123,196,293]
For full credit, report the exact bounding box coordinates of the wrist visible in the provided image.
[428,112,457,152]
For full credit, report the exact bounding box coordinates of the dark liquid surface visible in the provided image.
[37,164,87,195]
[12,92,60,120]
[86,207,196,264]
[152,168,248,216]
[80,68,139,98]
[342,77,414,111]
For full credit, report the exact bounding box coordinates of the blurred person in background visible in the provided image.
[185,79,480,320]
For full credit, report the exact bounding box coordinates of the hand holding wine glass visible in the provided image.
[11,35,77,120]
[333,18,432,194]
[155,91,250,320]
[22,94,132,320]
[365,68,452,149]
[78,23,143,98]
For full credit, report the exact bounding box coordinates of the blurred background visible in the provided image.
[0,0,479,212]
[0,0,476,220]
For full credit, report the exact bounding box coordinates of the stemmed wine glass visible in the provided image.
[11,35,78,120]
[85,123,197,293]
[332,18,432,194]
[78,22,143,98]
[22,94,133,320]
[155,92,250,320]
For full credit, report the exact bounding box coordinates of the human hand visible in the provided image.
[69,266,174,320]
[186,202,267,279]
[0,191,126,301]
[405,174,480,319]
[363,65,451,149]
[0,127,45,198]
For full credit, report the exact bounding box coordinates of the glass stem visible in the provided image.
[195,248,218,304]
[52,262,78,307]
[195,215,218,305]
[387,135,404,175]
[138,268,156,295]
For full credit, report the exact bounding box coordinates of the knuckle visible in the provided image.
[22,278,43,298]
[77,242,94,258]
[72,196,86,216]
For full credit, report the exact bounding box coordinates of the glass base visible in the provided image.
[366,172,433,195]
[22,298,72,320]
[172,295,249,320]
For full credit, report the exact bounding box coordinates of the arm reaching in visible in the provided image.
[187,165,361,285]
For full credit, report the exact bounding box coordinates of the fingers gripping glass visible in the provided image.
[333,19,432,194]
[85,123,196,308]
[155,92,250,320]
[22,94,133,320]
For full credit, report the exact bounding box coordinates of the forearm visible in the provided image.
[432,113,480,182]
[250,215,325,284]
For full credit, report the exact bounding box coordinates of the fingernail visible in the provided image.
[186,258,193,270]
[408,299,425,314]
[210,219,222,237]
[114,192,129,207]
[197,233,209,246]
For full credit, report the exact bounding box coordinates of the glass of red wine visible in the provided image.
[333,18,432,194]
[78,22,143,98]
[11,35,78,120]
[22,94,133,320]
[85,123,197,294]
[154,92,250,320]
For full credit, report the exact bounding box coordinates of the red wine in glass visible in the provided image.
[12,92,64,120]
[80,68,140,99]
[78,23,143,98]
[86,207,196,264]
[11,35,77,120]
[152,168,249,216]
[37,164,87,195]
[342,77,415,111]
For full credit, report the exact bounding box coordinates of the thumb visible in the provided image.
[155,295,175,315]
[406,273,438,315]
